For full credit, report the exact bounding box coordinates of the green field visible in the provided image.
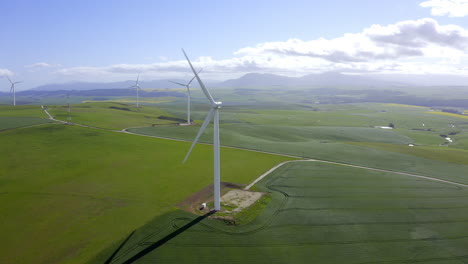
[0,105,52,129]
[3,100,468,263]
[0,105,48,118]
[97,161,468,263]
[129,125,468,184]
[46,102,179,130]
[0,124,291,264]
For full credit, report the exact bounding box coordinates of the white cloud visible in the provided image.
[237,19,468,62]
[25,62,61,69]
[0,68,13,77]
[421,0,468,17]
[54,18,468,81]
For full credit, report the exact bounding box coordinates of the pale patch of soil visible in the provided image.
[221,189,264,212]
[177,182,245,215]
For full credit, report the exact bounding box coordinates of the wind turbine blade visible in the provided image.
[187,69,202,87]
[136,73,140,85]
[182,49,215,105]
[7,76,12,84]
[13,81,22,84]
[182,108,214,164]
[10,84,14,93]
[168,80,186,86]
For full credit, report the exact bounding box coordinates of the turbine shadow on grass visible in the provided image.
[104,230,136,264]
[121,210,216,264]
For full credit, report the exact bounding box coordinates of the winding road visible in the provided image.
[38,106,468,189]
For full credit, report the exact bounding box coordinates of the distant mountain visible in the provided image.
[23,72,468,92]
[220,72,404,88]
[31,79,216,91]
[371,74,468,86]
[221,73,295,87]
[17,88,185,98]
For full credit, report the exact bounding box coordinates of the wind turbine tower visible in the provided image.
[181,49,222,211]
[130,74,141,108]
[67,93,71,123]
[7,77,22,106]
[169,69,202,125]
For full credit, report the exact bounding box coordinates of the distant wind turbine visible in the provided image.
[168,69,202,125]
[67,92,71,123]
[7,77,22,106]
[129,73,141,108]
[181,49,223,211]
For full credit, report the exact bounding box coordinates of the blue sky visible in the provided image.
[2,0,468,89]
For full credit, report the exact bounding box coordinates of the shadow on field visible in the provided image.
[104,231,136,264]
[115,210,216,264]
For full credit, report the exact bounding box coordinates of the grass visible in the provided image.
[0,124,292,264]
[348,142,468,166]
[3,101,468,263]
[0,117,53,130]
[0,105,52,130]
[96,161,468,263]
[46,102,179,130]
[0,105,49,118]
[129,123,468,184]
[427,111,468,119]
[82,96,178,105]
[232,193,272,225]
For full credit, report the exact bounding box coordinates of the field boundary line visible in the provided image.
[0,122,53,132]
[245,160,468,190]
[244,160,313,190]
[37,106,468,189]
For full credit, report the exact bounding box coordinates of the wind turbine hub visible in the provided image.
[213,102,222,109]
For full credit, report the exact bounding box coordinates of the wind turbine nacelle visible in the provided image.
[213,102,222,109]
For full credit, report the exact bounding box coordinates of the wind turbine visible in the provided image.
[181,49,222,211]
[66,92,71,124]
[129,73,141,108]
[7,77,22,106]
[168,69,202,125]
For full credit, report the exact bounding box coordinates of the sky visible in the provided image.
[2,0,468,90]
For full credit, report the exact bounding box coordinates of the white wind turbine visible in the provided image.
[129,73,141,108]
[181,49,222,211]
[168,69,202,125]
[7,77,22,106]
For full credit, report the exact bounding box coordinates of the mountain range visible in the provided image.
[4,72,468,93]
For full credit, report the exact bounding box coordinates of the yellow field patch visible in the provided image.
[426,111,468,119]
[385,103,428,109]
[83,97,178,104]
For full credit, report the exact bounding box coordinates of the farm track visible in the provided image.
[37,106,468,190]
[27,107,468,263]
[113,160,468,263]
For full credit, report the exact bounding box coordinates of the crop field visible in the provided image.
[129,102,468,184]
[96,161,468,264]
[3,100,468,263]
[0,116,52,130]
[46,102,179,130]
[0,124,291,264]
[0,105,49,118]
[0,105,52,129]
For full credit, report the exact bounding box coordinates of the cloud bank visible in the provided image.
[420,0,468,17]
[54,18,468,81]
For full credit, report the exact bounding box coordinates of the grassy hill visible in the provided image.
[0,105,53,130]
[94,161,468,263]
[0,124,292,264]
[130,102,468,184]
[46,102,180,130]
